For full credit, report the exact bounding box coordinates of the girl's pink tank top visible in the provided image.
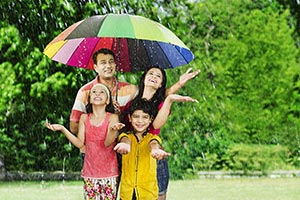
[81,112,119,179]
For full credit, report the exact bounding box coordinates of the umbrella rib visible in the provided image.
[153,42,173,68]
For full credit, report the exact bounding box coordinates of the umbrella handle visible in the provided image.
[115,77,118,102]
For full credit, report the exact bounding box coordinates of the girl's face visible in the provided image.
[90,85,109,105]
[129,110,152,134]
[144,68,163,90]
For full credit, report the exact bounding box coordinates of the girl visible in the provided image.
[46,83,124,200]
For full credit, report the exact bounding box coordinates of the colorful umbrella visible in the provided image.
[43,14,194,72]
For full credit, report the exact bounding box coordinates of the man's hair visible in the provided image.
[128,98,155,119]
[92,48,115,64]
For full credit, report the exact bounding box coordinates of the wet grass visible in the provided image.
[0,178,300,200]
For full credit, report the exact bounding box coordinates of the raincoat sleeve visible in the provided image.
[118,132,130,142]
[149,134,162,146]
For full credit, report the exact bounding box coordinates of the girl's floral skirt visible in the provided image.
[83,177,118,200]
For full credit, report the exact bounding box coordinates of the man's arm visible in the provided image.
[166,68,200,96]
[70,88,88,134]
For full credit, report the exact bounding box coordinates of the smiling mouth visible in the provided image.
[148,78,156,83]
[104,69,113,73]
[135,124,146,129]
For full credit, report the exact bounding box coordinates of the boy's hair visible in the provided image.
[128,98,155,119]
[92,48,115,64]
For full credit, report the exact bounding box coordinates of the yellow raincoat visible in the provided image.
[118,132,161,200]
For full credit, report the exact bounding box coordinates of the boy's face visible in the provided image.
[129,110,152,133]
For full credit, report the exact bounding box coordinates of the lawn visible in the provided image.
[1,178,299,200]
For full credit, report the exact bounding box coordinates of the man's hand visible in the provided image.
[112,100,121,114]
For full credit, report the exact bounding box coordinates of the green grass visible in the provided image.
[1,178,300,200]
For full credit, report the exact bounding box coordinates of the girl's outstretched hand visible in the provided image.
[45,122,64,132]
[110,123,125,131]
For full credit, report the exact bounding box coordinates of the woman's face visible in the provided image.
[144,68,163,90]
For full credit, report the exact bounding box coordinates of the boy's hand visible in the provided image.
[114,142,131,154]
[151,149,171,160]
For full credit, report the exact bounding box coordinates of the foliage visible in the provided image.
[223,144,293,174]
[0,0,300,180]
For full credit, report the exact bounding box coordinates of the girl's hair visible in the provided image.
[135,66,167,112]
[86,84,115,113]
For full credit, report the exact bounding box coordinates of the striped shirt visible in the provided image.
[70,76,137,122]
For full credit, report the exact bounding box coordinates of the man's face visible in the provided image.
[94,53,116,80]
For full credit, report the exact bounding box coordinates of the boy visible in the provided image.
[114,98,170,200]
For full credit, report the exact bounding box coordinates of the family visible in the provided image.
[45,48,200,200]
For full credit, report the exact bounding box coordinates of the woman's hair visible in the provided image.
[119,66,167,131]
[135,66,167,110]
[86,84,115,113]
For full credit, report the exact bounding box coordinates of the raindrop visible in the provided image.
[193,106,197,113]
[192,163,195,171]
[201,152,206,160]
[40,173,45,189]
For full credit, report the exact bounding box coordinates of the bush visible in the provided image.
[222,144,293,174]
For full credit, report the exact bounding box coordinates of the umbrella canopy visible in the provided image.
[43,14,194,72]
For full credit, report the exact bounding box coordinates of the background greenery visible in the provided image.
[1,178,300,200]
[1,0,300,179]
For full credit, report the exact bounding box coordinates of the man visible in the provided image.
[69,48,200,200]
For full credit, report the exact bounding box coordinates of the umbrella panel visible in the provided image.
[44,37,192,72]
